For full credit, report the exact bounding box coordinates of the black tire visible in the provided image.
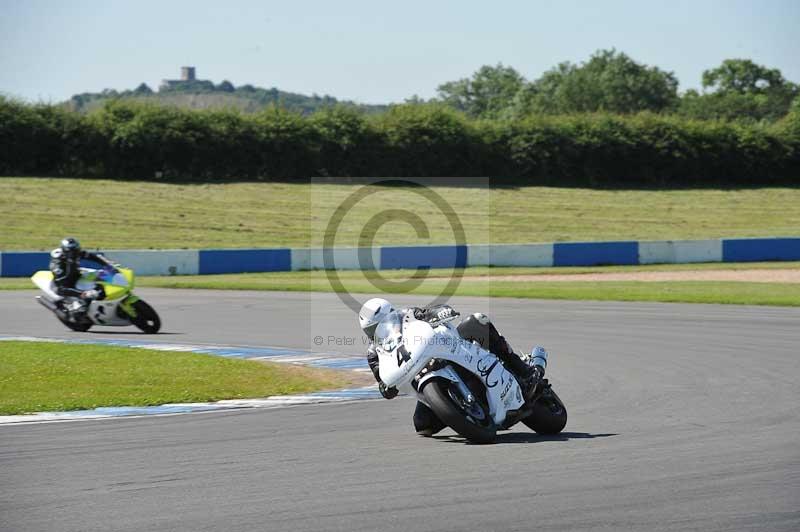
[522,387,567,435]
[56,312,92,332]
[422,379,496,444]
[131,300,161,334]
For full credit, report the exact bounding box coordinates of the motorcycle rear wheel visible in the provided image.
[422,379,496,444]
[130,300,161,334]
[522,386,567,435]
[56,312,92,332]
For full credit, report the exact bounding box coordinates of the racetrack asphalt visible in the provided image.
[1,289,799,531]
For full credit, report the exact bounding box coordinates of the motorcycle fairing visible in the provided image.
[379,319,525,425]
[81,267,133,301]
[92,299,136,326]
[31,271,61,300]
[31,267,138,326]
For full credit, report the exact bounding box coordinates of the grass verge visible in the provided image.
[0,341,351,415]
[458,281,800,306]
[139,274,800,306]
[3,263,799,306]
[3,262,799,291]
[3,177,800,249]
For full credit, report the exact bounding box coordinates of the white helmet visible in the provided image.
[359,298,394,339]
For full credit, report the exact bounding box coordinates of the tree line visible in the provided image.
[62,50,798,123]
[67,80,386,116]
[2,95,798,185]
[435,50,798,123]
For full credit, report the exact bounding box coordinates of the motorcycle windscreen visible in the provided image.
[94,268,130,300]
[75,269,99,291]
[118,268,135,289]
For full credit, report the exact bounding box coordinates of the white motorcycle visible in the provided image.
[375,310,567,443]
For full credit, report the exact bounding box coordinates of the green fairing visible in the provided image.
[82,267,139,317]
[119,295,140,318]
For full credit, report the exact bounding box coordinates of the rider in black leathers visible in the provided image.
[49,237,114,319]
[360,298,542,436]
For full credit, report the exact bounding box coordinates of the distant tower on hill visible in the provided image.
[161,67,208,90]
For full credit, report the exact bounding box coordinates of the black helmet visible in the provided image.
[60,237,81,259]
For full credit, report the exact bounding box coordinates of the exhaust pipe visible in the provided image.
[36,296,58,311]
[36,296,70,321]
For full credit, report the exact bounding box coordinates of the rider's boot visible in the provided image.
[64,299,88,323]
[478,339,544,402]
[519,346,549,401]
[54,300,70,321]
[413,402,447,437]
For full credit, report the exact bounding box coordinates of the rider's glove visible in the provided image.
[81,289,101,300]
[436,307,457,321]
[378,382,399,400]
[419,305,459,323]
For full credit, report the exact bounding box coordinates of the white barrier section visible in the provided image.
[638,240,722,265]
[467,244,554,267]
[102,250,200,276]
[290,247,382,271]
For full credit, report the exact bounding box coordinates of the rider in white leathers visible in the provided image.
[359,298,544,436]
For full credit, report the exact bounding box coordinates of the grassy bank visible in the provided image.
[0,341,351,415]
[3,178,800,250]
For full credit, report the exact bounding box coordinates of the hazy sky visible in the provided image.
[1,0,798,104]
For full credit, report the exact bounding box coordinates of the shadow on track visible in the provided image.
[431,431,618,445]
[85,330,183,335]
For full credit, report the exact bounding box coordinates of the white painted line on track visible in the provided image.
[0,387,381,425]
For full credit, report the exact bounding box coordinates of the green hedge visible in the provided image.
[1,97,797,184]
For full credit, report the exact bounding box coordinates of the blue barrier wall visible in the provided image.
[0,252,50,277]
[553,241,639,266]
[381,245,468,269]
[198,249,291,274]
[1,237,798,276]
[722,238,800,262]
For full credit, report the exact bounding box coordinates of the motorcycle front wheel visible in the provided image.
[422,379,496,444]
[130,300,161,334]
